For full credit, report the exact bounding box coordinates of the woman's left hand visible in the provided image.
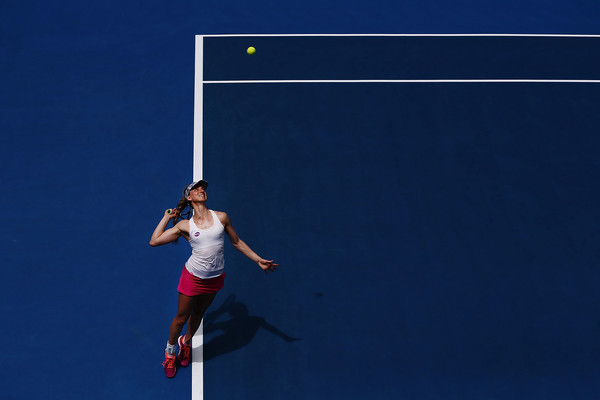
[258,259,279,274]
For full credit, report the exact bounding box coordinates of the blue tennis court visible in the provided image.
[2,31,600,400]
[197,35,600,400]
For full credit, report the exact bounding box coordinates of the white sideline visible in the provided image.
[192,34,204,400]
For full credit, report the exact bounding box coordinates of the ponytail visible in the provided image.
[173,196,191,226]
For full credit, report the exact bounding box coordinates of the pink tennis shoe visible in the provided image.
[178,336,191,367]
[162,352,177,378]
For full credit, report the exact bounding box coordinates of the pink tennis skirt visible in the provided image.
[177,266,225,296]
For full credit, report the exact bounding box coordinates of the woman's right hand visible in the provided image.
[150,210,183,246]
[165,208,178,219]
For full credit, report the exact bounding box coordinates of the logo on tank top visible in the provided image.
[194,232,200,237]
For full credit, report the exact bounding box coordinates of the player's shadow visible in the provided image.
[202,294,301,361]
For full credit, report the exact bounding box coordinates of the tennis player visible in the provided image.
[149,180,279,378]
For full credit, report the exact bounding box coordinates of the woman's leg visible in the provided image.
[184,292,217,344]
[168,293,196,345]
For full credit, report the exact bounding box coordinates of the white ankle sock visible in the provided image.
[166,341,176,355]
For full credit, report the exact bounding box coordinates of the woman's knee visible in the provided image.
[172,312,190,326]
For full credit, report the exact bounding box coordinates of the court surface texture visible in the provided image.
[2,5,600,400]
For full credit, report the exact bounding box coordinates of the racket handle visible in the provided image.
[166,209,173,214]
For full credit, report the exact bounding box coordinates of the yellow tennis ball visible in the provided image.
[247,46,256,55]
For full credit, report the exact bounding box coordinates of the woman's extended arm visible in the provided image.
[216,211,279,274]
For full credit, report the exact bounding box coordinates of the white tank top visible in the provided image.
[185,210,225,279]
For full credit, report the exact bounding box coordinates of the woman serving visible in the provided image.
[149,180,278,378]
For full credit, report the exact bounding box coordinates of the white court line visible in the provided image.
[204,79,600,84]
[192,34,204,400]
[193,36,204,181]
[203,33,600,38]
[192,33,599,400]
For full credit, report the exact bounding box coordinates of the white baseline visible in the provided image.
[204,79,600,84]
